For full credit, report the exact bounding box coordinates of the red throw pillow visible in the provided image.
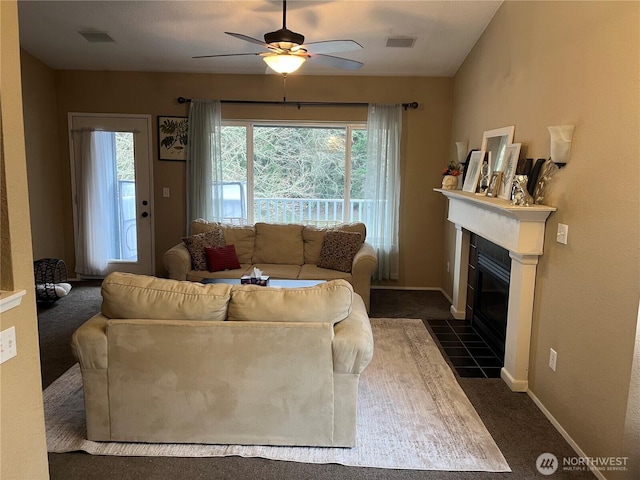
[205,245,241,272]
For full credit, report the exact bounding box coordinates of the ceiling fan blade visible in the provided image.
[225,32,282,52]
[225,32,269,47]
[192,53,262,59]
[310,54,363,70]
[302,40,363,55]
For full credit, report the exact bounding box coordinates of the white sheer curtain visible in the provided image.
[75,130,118,276]
[186,99,223,231]
[364,104,403,280]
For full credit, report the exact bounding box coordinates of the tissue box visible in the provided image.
[257,275,270,286]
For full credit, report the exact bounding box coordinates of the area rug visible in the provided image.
[44,318,510,472]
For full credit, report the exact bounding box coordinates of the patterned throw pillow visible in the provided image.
[205,245,241,272]
[317,230,363,273]
[182,228,225,271]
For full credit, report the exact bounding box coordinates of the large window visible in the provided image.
[218,122,367,226]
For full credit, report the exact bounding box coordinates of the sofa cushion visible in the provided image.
[190,218,219,235]
[335,222,367,243]
[303,223,366,265]
[220,224,255,264]
[206,245,241,272]
[251,264,301,279]
[252,223,304,265]
[317,230,363,273]
[228,279,353,324]
[101,272,232,321]
[299,264,351,281]
[303,226,326,264]
[182,228,226,270]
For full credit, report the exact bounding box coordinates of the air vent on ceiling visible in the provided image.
[385,37,416,48]
[79,31,115,43]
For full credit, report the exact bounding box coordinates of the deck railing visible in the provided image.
[253,197,369,226]
[117,180,137,260]
[211,181,371,226]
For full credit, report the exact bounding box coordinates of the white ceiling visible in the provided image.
[17,0,502,77]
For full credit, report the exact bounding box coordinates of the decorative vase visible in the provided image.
[441,175,459,190]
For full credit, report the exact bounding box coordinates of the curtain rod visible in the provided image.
[176,97,419,110]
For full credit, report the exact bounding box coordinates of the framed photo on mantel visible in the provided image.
[499,143,521,200]
[462,150,484,193]
[487,171,503,198]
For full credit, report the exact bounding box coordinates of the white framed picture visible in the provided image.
[158,116,188,161]
[462,151,485,193]
[499,143,521,200]
[481,125,514,177]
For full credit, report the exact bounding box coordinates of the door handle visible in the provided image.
[141,212,149,218]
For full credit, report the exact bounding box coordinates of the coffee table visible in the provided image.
[201,278,324,288]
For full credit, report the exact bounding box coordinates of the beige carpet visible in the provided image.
[44,318,510,472]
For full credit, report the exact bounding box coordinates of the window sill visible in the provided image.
[0,290,27,313]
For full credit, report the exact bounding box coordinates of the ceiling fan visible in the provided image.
[193,0,363,75]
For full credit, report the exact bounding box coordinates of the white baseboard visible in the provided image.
[441,289,453,304]
[527,390,607,480]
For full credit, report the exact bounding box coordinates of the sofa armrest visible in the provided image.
[352,241,377,275]
[71,313,108,370]
[332,294,374,375]
[162,243,191,280]
[350,242,377,313]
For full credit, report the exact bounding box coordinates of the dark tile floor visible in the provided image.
[427,318,504,378]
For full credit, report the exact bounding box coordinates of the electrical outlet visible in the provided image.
[0,326,17,364]
[549,348,557,372]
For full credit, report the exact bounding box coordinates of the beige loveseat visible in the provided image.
[162,220,378,312]
[71,272,374,447]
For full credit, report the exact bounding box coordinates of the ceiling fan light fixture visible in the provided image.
[263,54,306,74]
[264,28,305,48]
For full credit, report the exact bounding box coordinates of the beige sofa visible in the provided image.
[162,220,378,312]
[71,272,374,447]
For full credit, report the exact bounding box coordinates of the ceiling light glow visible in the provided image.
[263,54,306,74]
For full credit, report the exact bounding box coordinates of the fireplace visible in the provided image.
[436,188,556,391]
[470,234,511,360]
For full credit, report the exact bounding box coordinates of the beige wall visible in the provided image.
[44,71,453,287]
[0,1,50,479]
[449,0,639,471]
[21,50,66,261]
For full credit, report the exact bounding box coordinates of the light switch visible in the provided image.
[556,223,568,245]
[163,187,170,198]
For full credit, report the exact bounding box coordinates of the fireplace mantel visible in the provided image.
[435,188,556,392]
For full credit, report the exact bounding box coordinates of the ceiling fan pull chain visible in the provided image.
[282,74,287,102]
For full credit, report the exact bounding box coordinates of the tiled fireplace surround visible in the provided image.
[436,189,556,392]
